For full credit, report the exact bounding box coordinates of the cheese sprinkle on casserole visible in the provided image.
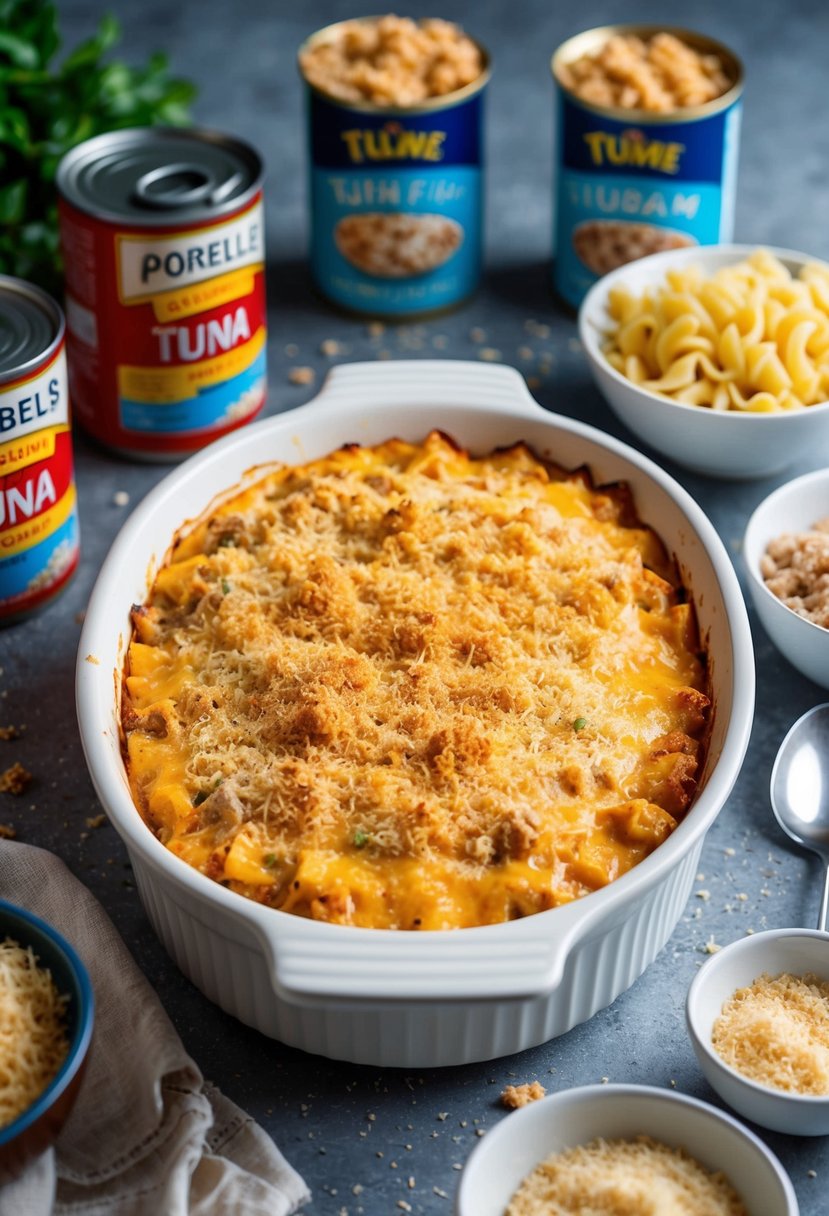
[122,432,709,930]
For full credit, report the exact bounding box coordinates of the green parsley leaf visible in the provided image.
[263,853,276,868]
[353,830,370,848]
[573,717,587,732]
[221,578,231,595]
[0,2,196,293]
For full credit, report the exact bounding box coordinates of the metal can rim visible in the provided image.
[0,275,65,386]
[551,25,744,124]
[298,15,491,115]
[56,126,265,228]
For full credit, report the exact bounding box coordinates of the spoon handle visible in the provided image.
[820,863,829,933]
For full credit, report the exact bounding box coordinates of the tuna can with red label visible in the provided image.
[57,127,266,460]
[0,276,79,623]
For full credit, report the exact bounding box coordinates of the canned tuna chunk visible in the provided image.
[299,16,490,318]
[0,277,79,624]
[551,26,743,307]
[57,128,266,460]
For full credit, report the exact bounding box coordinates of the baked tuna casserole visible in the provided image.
[122,432,709,930]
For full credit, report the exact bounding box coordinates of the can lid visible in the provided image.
[0,276,62,382]
[57,127,263,226]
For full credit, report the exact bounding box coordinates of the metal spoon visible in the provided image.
[770,703,829,932]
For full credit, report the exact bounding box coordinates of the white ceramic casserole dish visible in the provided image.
[76,360,755,1067]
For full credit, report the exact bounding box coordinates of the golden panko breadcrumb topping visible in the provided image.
[122,433,708,931]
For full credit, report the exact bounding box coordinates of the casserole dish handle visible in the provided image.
[257,917,581,1004]
[303,358,545,415]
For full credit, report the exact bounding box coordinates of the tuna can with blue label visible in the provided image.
[551,26,743,308]
[299,19,490,318]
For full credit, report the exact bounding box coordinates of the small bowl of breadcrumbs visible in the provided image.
[456,1082,796,1216]
[687,926,829,1135]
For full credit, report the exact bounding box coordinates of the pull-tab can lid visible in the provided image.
[56,127,263,226]
[0,275,64,384]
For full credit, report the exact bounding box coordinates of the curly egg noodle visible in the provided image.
[604,250,829,413]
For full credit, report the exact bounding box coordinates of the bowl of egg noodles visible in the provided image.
[579,244,829,478]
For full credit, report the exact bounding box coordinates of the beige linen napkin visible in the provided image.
[0,842,310,1216]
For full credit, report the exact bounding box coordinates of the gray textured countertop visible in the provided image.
[5,0,829,1211]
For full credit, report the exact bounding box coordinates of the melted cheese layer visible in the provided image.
[122,432,709,930]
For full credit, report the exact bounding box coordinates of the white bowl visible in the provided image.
[579,244,829,479]
[744,468,829,688]
[456,1083,797,1216]
[76,360,754,1067]
[687,928,829,1136]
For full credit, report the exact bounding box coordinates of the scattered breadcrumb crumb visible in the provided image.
[526,376,541,390]
[112,490,130,507]
[367,323,385,338]
[284,343,299,357]
[469,327,486,343]
[704,937,721,954]
[321,338,346,356]
[724,847,735,856]
[0,726,20,741]
[500,1082,546,1109]
[0,763,31,795]
[524,320,551,338]
[436,1111,448,1121]
[288,366,315,386]
[397,1202,412,1213]
[736,893,748,901]
[85,814,106,829]
[807,1169,817,1178]
[433,1187,449,1198]
[85,654,99,666]
[478,347,501,362]
[0,824,15,839]
[696,889,711,901]
[601,1076,610,1084]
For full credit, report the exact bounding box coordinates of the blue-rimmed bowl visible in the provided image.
[0,899,94,1179]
